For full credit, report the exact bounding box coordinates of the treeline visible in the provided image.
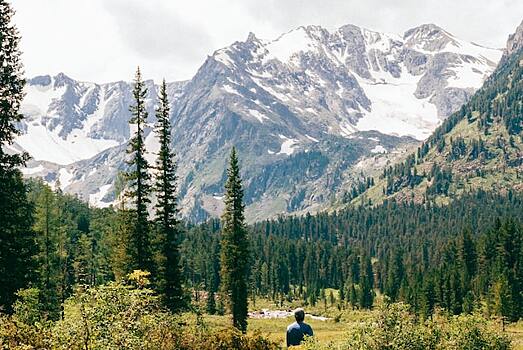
[181,191,523,321]
[12,178,523,325]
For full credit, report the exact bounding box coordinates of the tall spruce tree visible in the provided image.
[125,67,152,273]
[153,79,184,311]
[220,147,250,332]
[0,1,36,312]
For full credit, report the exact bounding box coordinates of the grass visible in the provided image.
[196,312,523,349]
[197,313,355,348]
[189,295,523,349]
[248,316,349,347]
[508,321,523,350]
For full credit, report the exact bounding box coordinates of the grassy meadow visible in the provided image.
[189,292,523,349]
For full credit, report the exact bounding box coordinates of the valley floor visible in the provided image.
[197,313,523,349]
[191,296,523,349]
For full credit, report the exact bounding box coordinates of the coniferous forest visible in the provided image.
[0,1,522,349]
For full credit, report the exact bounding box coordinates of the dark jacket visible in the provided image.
[286,321,313,347]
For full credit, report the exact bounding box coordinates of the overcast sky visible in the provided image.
[11,0,523,83]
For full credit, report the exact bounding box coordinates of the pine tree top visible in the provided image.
[0,0,27,169]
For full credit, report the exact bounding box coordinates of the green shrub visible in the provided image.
[0,314,52,349]
[0,273,278,350]
[12,288,42,326]
[343,303,511,350]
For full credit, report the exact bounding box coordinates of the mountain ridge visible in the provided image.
[348,20,523,208]
[15,22,504,221]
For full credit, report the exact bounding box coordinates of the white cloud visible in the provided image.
[10,0,523,83]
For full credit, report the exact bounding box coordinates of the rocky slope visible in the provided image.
[15,23,503,221]
[350,20,523,208]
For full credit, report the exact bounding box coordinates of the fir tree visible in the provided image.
[0,1,36,312]
[359,255,374,309]
[153,79,184,311]
[0,1,27,169]
[33,184,60,319]
[219,147,250,333]
[125,67,152,273]
[206,290,217,315]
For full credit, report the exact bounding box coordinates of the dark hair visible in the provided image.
[294,308,305,322]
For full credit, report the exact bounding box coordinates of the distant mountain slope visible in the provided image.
[351,20,523,207]
[15,23,502,221]
[17,74,187,165]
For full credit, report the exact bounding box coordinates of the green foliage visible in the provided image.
[0,275,278,350]
[125,67,153,273]
[341,303,511,350]
[0,314,52,349]
[12,288,42,326]
[153,80,185,312]
[220,147,250,332]
[183,192,523,320]
[0,1,35,313]
[178,327,278,350]
[0,0,27,169]
[53,275,169,349]
[28,179,114,320]
[0,169,36,312]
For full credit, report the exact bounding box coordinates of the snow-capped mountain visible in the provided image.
[16,23,502,221]
[206,23,500,140]
[18,74,186,164]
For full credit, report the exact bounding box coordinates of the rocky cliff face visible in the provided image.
[505,20,523,57]
[16,23,502,222]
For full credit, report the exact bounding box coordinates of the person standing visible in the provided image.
[286,308,314,347]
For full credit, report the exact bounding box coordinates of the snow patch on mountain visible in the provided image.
[249,109,270,123]
[355,67,440,139]
[89,184,113,208]
[58,168,74,189]
[23,84,66,116]
[16,123,119,165]
[21,164,45,175]
[447,58,495,89]
[278,135,299,155]
[144,127,160,165]
[263,27,318,64]
[222,84,242,96]
[371,145,388,154]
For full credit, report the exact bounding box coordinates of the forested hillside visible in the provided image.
[351,21,523,206]
[185,191,523,321]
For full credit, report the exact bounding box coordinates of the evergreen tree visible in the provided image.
[420,277,436,319]
[219,147,250,333]
[0,1,36,312]
[459,229,477,287]
[0,170,35,312]
[0,1,26,170]
[153,79,184,311]
[359,255,374,309]
[206,290,217,315]
[125,67,152,273]
[349,284,358,309]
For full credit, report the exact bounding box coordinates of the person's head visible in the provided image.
[294,308,305,323]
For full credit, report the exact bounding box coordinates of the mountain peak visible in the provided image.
[403,23,457,52]
[403,23,448,38]
[246,32,258,42]
[18,22,504,221]
[53,72,75,87]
